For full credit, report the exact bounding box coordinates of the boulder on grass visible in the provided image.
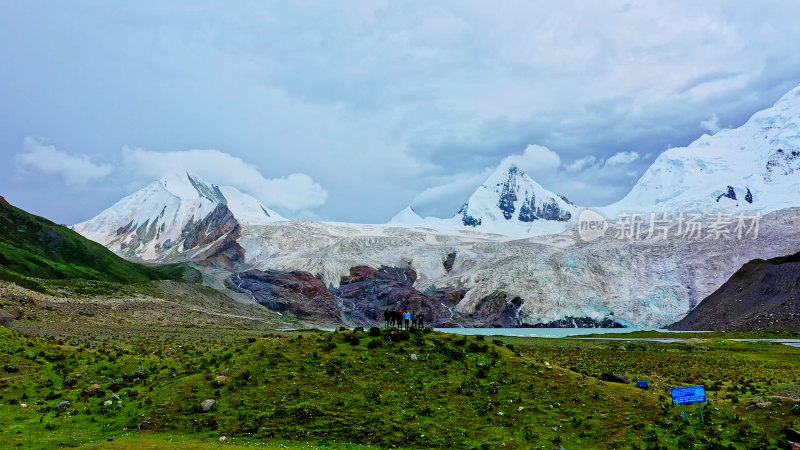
[600,373,630,384]
[201,399,216,412]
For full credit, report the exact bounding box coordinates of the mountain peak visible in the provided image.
[606,83,800,216]
[73,172,285,261]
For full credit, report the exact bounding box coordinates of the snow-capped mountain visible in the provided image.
[457,161,577,227]
[73,172,284,261]
[605,85,800,216]
[391,161,578,236]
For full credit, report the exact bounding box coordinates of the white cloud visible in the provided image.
[565,156,597,172]
[409,168,494,217]
[604,151,640,168]
[700,113,722,134]
[499,144,561,176]
[15,137,112,185]
[120,147,328,212]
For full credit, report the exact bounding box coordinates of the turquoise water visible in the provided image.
[433,327,666,338]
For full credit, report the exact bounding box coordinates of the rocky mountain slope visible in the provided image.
[668,251,800,331]
[72,172,284,262]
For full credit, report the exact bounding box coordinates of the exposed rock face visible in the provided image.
[233,264,611,328]
[497,167,520,220]
[0,196,7,205]
[181,203,238,251]
[0,309,14,328]
[668,251,800,331]
[195,226,246,272]
[529,316,624,328]
[234,269,340,323]
[442,252,457,273]
[458,203,482,227]
[470,293,526,327]
[716,185,737,202]
[765,148,800,183]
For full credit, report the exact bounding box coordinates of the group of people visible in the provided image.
[383,308,424,330]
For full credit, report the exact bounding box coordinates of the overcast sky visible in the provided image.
[2,1,800,224]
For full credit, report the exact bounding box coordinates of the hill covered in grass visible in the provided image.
[0,197,187,287]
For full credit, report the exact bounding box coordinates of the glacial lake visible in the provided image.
[433,327,668,338]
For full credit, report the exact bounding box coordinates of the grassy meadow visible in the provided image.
[1,324,798,449]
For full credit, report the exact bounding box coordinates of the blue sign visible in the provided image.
[670,385,707,405]
[637,381,649,389]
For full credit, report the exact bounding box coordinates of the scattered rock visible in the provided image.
[215,375,229,383]
[410,353,418,361]
[63,375,77,387]
[55,401,71,410]
[131,366,149,379]
[4,363,18,373]
[201,399,216,412]
[746,401,772,410]
[786,428,800,443]
[600,373,630,384]
[111,393,121,401]
[0,309,14,328]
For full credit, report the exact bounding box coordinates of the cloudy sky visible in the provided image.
[2,1,800,224]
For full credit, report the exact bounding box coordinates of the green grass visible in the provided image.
[1,326,798,449]
[578,330,800,339]
[0,200,189,286]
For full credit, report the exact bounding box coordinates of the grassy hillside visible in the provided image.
[0,326,798,448]
[0,198,185,286]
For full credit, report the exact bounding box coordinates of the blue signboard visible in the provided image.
[670,385,707,405]
[637,381,649,389]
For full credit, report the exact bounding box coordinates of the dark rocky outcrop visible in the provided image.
[458,202,481,227]
[601,373,630,384]
[716,185,737,202]
[232,265,532,327]
[181,203,238,251]
[469,293,526,327]
[497,166,520,220]
[518,194,539,223]
[442,252,457,273]
[745,187,753,203]
[528,316,624,328]
[196,225,246,272]
[765,148,800,183]
[0,309,15,328]
[235,269,340,323]
[518,192,571,222]
[233,265,629,329]
[668,251,800,331]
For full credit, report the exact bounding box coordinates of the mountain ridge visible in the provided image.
[73,172,284,261]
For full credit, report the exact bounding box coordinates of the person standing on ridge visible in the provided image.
[411,310,417,328]
[403,310,411,330]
